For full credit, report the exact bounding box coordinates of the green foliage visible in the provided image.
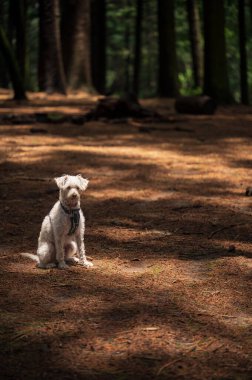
[27,3,39,91]
[140,0,158,97]
[106,0,204,98]
[178,69,201,96]
[225,1,240,102]
[106,0,249,102]
[106,0,136,95]
[0,0,249,102]
[175,0,195,95]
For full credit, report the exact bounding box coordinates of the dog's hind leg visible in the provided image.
[65,241,79,264]
[37,242,56,269]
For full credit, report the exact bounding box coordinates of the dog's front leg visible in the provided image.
[76,234,93,268]
[55,237,68,269]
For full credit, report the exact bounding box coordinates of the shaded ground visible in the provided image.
[0,91,252,379]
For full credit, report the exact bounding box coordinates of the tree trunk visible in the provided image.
[123,0,132,95]
[0,25,26,100]
[60,0,74,79]
[7,0,15,47]
[158,0,178,97]
[38,0,66,94]
[250,0,252,25]
[186,0,203,88]
[238,0,249,104]
[132,0,143,97]
[91,0,106,94]
[203,0,232,103]
[15,0,28,86]
[0,0,9,87]
[0,49,7,89]
[61,0,92,91]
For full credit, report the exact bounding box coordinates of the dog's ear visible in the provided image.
[76,174,89,191]
[54,175,68,189]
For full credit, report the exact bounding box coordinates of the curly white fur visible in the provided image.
[22,174,93,270]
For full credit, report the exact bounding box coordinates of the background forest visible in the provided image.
[0,0,251,104]
[1,2,252,380]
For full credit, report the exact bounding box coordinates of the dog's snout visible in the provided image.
[71,193,78,199]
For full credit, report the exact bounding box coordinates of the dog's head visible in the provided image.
[54,174,89,208]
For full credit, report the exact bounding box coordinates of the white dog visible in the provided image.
[22,174,93,269]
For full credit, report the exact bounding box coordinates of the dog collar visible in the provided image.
[60,202,80,235]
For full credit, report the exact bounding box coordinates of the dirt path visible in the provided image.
[0,94,251,379]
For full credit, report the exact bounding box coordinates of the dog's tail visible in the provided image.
[20,252,39,263]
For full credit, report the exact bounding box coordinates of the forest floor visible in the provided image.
[0,90,251,380]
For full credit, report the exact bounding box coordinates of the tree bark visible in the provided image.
[123,0,132,95]
[38,0,66,94]
[91,0,106,94]
[60,0,74,78]
[0,25,26,100]
[158,0,178,97]
[7,0,15,47]
[132,0,143,97]
[203,0,232,103]
[0,0,9,87]
[15,0,28,86]
[186,0,203,88]
[238,0,249,104]
[250,0,252,26]
[61,0,92,91]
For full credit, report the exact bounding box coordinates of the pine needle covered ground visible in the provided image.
[0,92,251,379]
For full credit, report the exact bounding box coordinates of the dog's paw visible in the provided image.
[37,262,57,269]
[58,261,69,269]
[66,257,79,264]
[37,263,46,269]
[46,263,57,269]
[80,260,93,268]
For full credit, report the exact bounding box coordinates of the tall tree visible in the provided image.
[186,0,203,88]
[238,0,249,104]
[61,0,92,91]
[38,0,66,94]
[123,0,132,95]
[132,0,143,97]
[158,0,178,97]
[91,0,106,94]
[15,0,28,86]
[0,0,9,88]
[140,0,158,97]
[0,24,26,100]
[203,0,232,103]
[250,0,252,25]
[3,0,29,88]
[7,0,15,47]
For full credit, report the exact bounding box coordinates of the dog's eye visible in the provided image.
[76,186,80,190]
[67,186,71,190]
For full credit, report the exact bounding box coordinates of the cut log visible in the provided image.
[175,95,217,115]
[84,96,162,120]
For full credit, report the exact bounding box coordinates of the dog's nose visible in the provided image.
[71,193,77,199]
